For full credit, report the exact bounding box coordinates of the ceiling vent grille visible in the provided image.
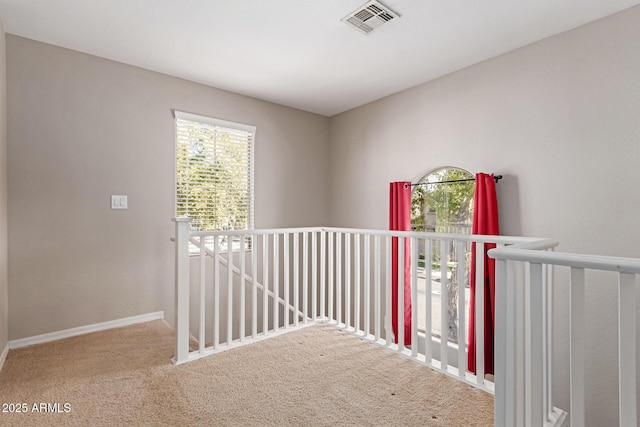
[341,0,400,35]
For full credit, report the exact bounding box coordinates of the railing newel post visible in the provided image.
[172,217,192,365]
[494,257,507,427]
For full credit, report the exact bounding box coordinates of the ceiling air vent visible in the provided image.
[341,0,400,35]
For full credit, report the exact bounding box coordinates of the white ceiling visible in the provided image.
[0,0,639,116]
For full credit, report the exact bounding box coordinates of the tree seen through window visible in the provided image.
[411,167,474,344]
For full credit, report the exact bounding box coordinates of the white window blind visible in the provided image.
[175,111,255,233]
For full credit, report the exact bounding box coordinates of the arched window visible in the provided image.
[411,167,474,344]
[411,167,474,234]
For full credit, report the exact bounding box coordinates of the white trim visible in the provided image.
[9,311,164,349]
[173,110,257,133]
[0,342,9,372]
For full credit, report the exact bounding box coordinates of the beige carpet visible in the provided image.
[0,321,493,426]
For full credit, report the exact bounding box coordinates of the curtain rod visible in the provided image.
[405,174,502,188]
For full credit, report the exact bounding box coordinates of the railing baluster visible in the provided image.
[569,267,585,427]
[374,235,381,341]
[262,234,268,334]
[440,239,448,369]
[385,236,391,346]
[618,272,637,427]
[507,258,518,427]
[303,232,308,323]
[345,233,351,330]
[312,231,317,320]
[227,233,234,344]
[213,235,220,348]
[355,234,361,333]
[251,235,258,338]
[529,262,544,427]
[240,234,246,341]
[411,237,418,357]
[320,230,326,320]
[336,233,342,326]
[364,235,371,337]
[273,234,279,332]
[284,233,289,329]
[328,232,334,321]
[509,259,520,427]
[398,236,405,350]
[516,260,525,424]
[475,241,485,384]
[544,257,554,422]
[456,240,467,376]
[293,233,299,327]
[425,238,432,362]
[199,236,206,354]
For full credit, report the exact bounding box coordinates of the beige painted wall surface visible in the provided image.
[329,5,640,425]
[6,35,330,341]
[0,19,8,355]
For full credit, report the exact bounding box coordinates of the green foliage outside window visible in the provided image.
[176,118,253,232]
[411,168,474,234]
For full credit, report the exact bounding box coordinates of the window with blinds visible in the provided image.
[175,111,255,235]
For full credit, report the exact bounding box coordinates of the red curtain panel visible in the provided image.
[468,173,499,375]
[389,182,412,345]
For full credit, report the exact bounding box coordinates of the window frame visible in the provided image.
[173,110,256,253]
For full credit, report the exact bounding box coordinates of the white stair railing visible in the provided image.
[490,245,640,427]
[318,228,557,393]
[172,221,324,364]
[173,219,572,426]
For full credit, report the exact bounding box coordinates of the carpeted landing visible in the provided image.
[0,320,493,426]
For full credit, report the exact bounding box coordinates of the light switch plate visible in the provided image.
[111,195,128,209]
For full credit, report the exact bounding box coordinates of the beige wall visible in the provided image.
[329,5,640,424]
[6,35,330,341]
[0,19,7,356]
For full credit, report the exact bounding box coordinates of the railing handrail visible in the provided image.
[320,227,553,245]
[188,226,324,237]
[182,222,556,247]
[490,247,640,274]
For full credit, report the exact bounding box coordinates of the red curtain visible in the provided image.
[389,182,412,345]
[468,173,499,375]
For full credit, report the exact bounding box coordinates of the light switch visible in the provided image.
[111,195,128,209]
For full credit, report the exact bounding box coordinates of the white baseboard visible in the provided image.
[0,342,9,372]
[9,311,165,350]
